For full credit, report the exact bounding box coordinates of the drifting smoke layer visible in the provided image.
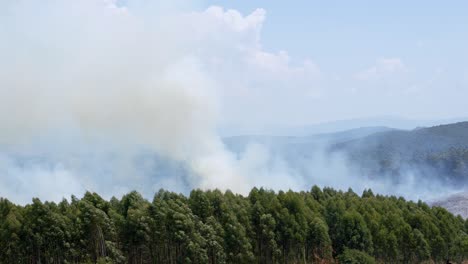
[1,0,319,204]
[226,139,465,202]
[0,1,459,204]
[0,0,255,203]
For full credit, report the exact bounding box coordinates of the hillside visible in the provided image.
[223,126,394,155]
[225,122,468,188]
[332,122,468,186]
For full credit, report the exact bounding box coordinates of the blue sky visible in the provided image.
[193,0,468,130]
[202,1,468,68]
[3,0,468,129]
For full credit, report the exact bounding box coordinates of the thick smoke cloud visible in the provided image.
[0,0,462,204]
[0,0,321,204]
[0,0,255,203]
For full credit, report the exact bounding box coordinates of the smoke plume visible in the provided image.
[0,1,462,204]
[0,0,254,203]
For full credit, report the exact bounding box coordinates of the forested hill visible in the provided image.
[332,121,468,185]
[1,188,468,263]
[224,122,468,188]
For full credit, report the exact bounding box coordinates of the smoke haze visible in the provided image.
[0,1,466,204]
[0,0,253,202]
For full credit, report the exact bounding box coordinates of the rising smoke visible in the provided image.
[0,0,460,204]
[0,0,255,203]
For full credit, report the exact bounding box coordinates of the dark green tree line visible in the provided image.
[1,186,468,263]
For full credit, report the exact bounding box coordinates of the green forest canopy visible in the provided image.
[1,186,468,263]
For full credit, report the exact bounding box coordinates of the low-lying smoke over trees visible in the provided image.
[1,187,467,263]
[0,0,256,202]
[0,0,327,203]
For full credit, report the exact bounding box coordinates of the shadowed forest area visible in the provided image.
[1,187,468,263]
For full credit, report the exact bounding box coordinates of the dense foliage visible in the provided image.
[1,187,468,263]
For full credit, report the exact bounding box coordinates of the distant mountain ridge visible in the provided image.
[223,126,395,154]
[220,116,468,137]
[224,123,468,187]
[331,122,468,186]
[342,121,468,150]
[224,121,468,214]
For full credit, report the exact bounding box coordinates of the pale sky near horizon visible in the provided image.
[197,0,468,130]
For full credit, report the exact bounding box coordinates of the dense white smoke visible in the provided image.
[0,0,322,204]
[0,1,462,204]
[0,0,256,203]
